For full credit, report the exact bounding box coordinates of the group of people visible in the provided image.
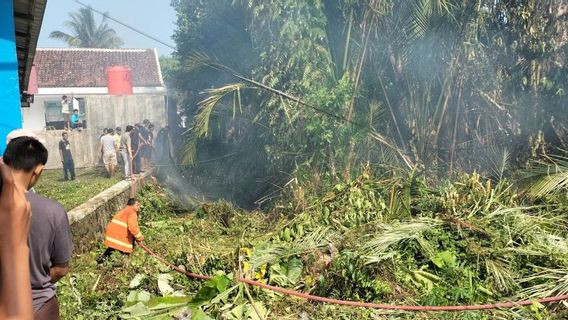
[99,119,158,180]
[57,118,176,182]
[0,130,145,319]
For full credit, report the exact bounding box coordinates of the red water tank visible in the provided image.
[106,65,133,95]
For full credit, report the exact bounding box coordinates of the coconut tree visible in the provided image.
[49,7,123,48]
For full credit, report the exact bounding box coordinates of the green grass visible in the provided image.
[34,167,123,211]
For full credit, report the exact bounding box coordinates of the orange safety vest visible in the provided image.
[103,206,143,253]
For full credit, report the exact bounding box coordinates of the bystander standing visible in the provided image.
[4,136,73,319]
[58,132,75,181]
[156,126,174,164]
[0,158,34,319]
[147,123,155,164]
[119,125,133,180]
[138,122,150,171]
[100,129,118,178]
[114,127,123,169]
[61,96,70,131]
[131,124,141,175]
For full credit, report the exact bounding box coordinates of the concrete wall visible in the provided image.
[33,94,167,169]
[68,171,154,253]
[24,93,167,132]
[86,94,167,132]
[36,129,99,169]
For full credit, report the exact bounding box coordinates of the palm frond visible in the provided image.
[484,256,518,293]
[195,83,249,138]
[361,218,441,264]
[483,146,510,181]
[523,156,568,197]
[180,83,250,165]
[49,7,123,48]
[482,206,565,246]
[186,51,238,75]
[519,266,568,298]
[48,31,74,42]
[179,136,198,166]
[249,227,337,269]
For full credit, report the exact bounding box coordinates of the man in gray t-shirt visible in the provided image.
[3,136,73,319]
[100,128,118,178]
[27,192,73,311]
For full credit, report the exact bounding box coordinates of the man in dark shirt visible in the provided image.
[3,136,73,320]
[58,132,75,181]
[131,124,141,174]
[139,121,151,171]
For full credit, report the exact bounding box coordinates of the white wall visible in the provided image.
[23,88,166,132]
[22,96,50,131]
[32,94,168,169]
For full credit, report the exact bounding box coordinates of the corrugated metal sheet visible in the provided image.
[13,0,47,93]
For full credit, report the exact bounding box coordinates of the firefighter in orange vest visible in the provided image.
[97,198,144,263]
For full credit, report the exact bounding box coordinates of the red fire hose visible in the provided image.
[130,160,567,312]
[138,242,568,312]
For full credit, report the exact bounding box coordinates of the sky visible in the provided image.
[38,0,177,56]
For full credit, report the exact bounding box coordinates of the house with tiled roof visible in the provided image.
[23,47,167,131]
[22,47,171,169]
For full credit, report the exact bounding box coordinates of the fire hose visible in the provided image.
[129,151,568,312]
[137,242,568,312]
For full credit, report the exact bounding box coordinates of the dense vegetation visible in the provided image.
[166,0,568,205]
[60,177,568,319]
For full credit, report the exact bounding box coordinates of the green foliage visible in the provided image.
[316,251,394,301]
[169,0,568,206]
[268,257,303,286]
[137,184,175,221]
[59,176,568,319]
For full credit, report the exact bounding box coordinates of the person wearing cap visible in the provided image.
[6,129,45,145]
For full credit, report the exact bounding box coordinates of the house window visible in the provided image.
[44,98,87,130]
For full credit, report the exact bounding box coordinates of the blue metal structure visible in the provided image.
[0,0,22,153]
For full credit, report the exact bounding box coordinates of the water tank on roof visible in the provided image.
[106,65,133,95]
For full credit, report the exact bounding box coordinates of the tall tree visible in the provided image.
[49,7,124,48]
[172,0,568,205]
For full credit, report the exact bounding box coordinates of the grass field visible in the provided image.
[34,167,123,211]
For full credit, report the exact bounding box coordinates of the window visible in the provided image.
[44,98,87,130]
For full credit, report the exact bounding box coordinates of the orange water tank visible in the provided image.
[106,65,133,95]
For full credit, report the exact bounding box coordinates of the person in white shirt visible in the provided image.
[100,129,119,178]
[61,95,71,130]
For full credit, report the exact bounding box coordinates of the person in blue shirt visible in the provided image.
[70,109,82,130]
